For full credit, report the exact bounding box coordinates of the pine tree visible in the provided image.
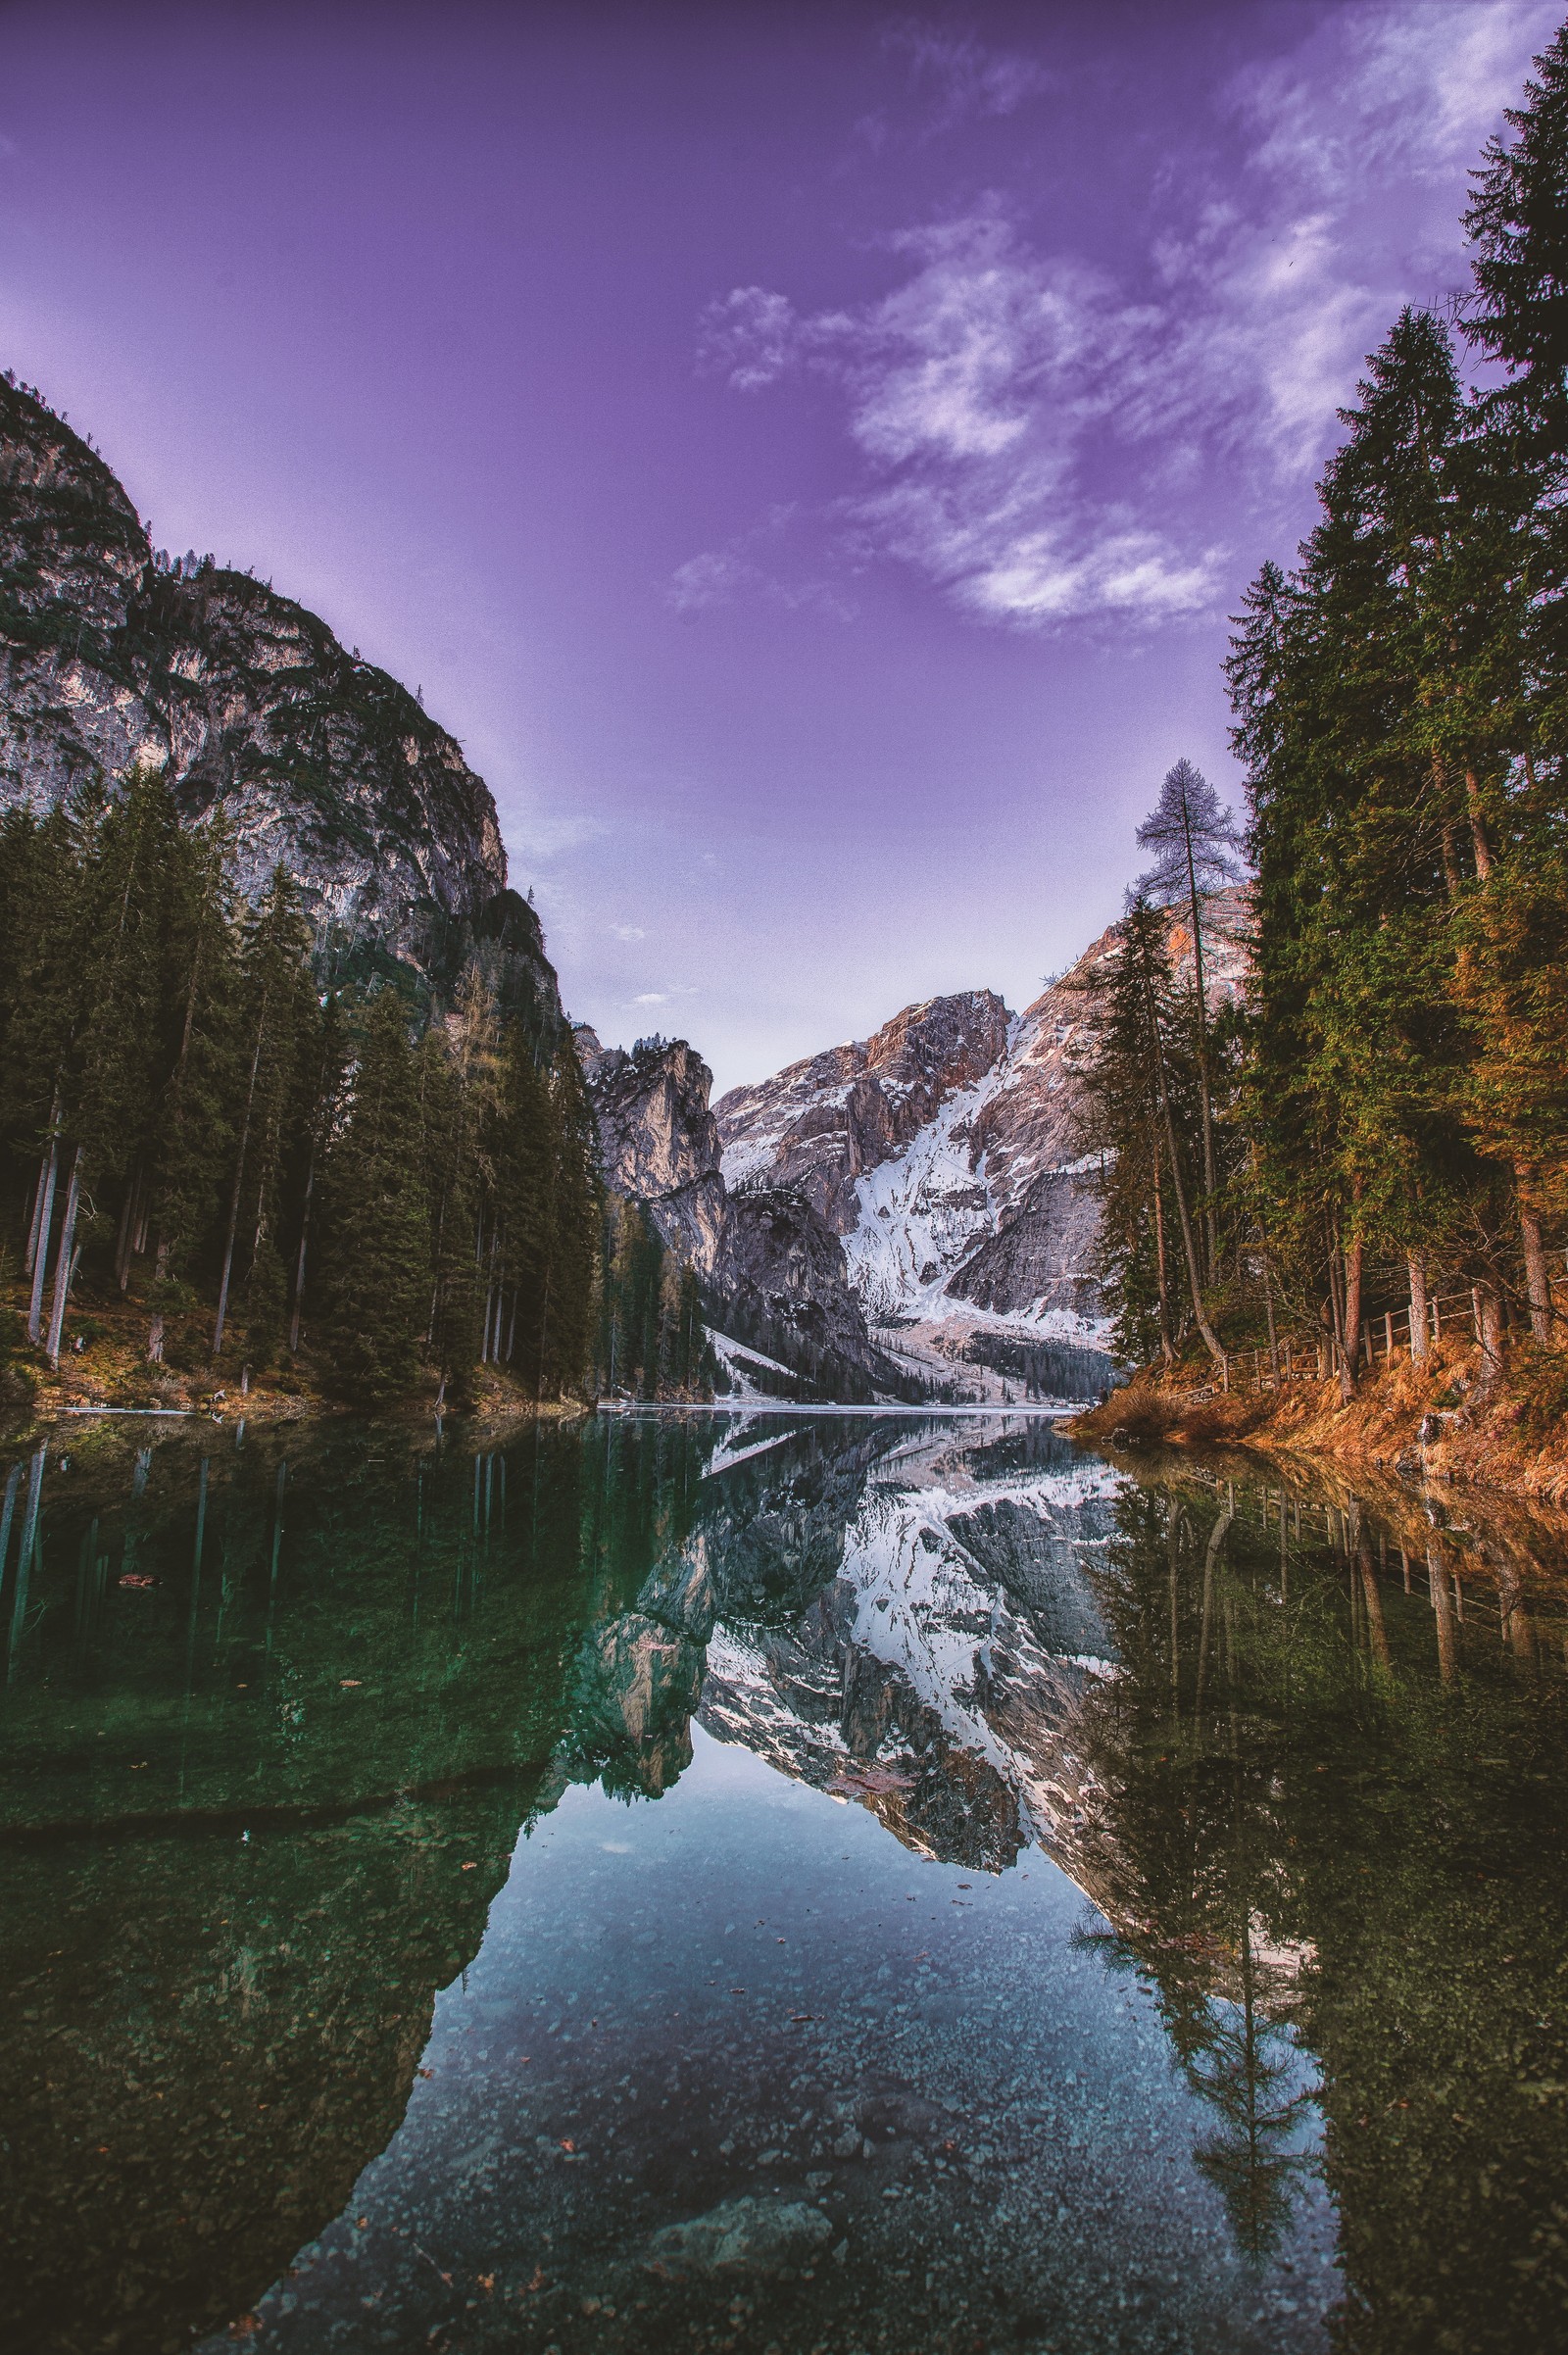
[532,1041,601,1398]
[320,992,432,1407]
[1230,312,1506,1389]
[142,813,238,1364]
[1075,900,1225,1374]
[211,866,317,1357]
[1460,30,1568,1335]
[1134,760,1248,1278]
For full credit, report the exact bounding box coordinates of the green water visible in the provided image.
[2,1410,1566,2355]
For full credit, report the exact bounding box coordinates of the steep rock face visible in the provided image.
[714,894,1251,1339]
[578,1027,905,1396]
[710,1189,901,1398]
[0,375,548,1012]
[574,1029,728,1273]
[716,990,1011,1232]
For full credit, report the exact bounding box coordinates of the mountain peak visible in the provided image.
[0,371,519,1008]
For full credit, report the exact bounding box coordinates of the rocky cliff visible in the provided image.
[713,894,1250,1371]
[575,1026,913,1401]
[0,372,558,1020]
[717,989,1011,1232]
[574,1030,729,1273]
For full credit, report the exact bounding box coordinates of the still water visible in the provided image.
[2,1410,1566,2355]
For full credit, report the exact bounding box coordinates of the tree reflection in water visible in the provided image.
[3,1414,1568,2354]
[1070,1465,1568,2350]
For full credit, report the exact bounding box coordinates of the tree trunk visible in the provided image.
[1464,767,1494,883]
[1152,1134,1174,1364]
[1325,1219,1347,1375]
[289,1153,317,1355]
[1162,1096,1227,1375]
[212,1012,268,1358]
[114,1164,142,1294]
[44,1145,83,1369]
[25,1132,59,1345]
[24,1101,59,1278]
[1476,1281,1505,1393]
[1181,809,1219,1280]
[1340,1228,1363,1405]
[1408,1251,1429,1363]
[147,1237,171,1363]
[1515,1165,1551,1341]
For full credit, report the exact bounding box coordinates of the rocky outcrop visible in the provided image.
[578,1027,912,1399]
[716,989,1011,1232]
[574,1029,728,1273]
[0,373,557,1019]
[710,1188,907,1401]
[713,895,1251,1343]
[943,1166,1103,1320]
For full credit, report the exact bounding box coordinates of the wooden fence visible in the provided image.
[1217,1269,1568,1396]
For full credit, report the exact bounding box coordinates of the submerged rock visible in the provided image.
[648,2194,833,2276]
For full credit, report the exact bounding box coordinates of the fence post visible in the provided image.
[1471,1287,1482,1342]
[1384,1310,1394,1359]
[1433,1296,1441,1341]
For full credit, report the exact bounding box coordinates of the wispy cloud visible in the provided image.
[509,808,608,859]
[665,504,857,620]
[685,1,1557,631]
[629,984,699,1008]
[611,922,646,941]
[883,18,1056,128]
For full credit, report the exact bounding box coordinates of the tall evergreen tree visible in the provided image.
[320,993,432,1408]
[1134,759,1248,1278]
[211,866,317,1358]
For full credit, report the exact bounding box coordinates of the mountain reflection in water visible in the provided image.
[1,1410,1566,2354]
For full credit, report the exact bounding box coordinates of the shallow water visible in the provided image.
[3,1410,1566,2354]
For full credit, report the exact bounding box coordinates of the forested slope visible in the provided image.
[1075,25,1568,1478]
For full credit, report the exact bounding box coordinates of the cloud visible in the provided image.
[630,985,699,1008]
[707,210,1218,625]
[612,923,646,942]
[665,508,858,621]
[510,808,608,859]
[695,1,1557,630]
[698,287,800,391]
[667,547,760,613]
[884,19,1056,128]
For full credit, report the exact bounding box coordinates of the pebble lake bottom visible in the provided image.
[3,1408,1565,2354]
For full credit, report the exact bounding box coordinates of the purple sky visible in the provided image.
[1,0,1557,1090]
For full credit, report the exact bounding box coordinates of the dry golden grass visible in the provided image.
[1070,1331,1568,1510]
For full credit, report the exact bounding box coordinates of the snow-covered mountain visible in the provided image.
[714,890,1250,1378]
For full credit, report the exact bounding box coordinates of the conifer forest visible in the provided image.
[1076,29,1568,1420]
[0,767,710,1411]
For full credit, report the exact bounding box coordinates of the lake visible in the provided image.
[2,1409,1566,2355]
